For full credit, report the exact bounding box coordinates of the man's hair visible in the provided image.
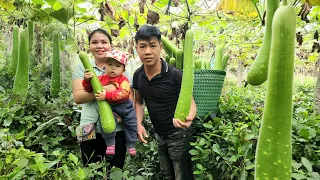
[135,24,161,43]
[88,28,112,45]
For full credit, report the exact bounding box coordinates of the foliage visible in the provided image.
[190,83,320,179]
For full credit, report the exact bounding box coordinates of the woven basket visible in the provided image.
[193,69,226,118]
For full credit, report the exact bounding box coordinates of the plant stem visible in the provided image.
[283,0,288,5]
[253,1,263,25]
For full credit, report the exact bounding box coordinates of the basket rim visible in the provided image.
[194,69,226,75]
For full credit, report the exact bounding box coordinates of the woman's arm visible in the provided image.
[72,79,95,104]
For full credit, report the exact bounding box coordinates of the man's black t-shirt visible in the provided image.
[133,59,182,135]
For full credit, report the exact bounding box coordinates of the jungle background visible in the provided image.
[0,0,319,179]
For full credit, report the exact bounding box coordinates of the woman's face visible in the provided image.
[89,32,112,61]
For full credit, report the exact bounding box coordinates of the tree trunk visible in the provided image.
[237,60,244,87]
[315,58,320,115]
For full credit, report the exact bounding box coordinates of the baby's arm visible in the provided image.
[82,70,94,92]
[105,77,130,103]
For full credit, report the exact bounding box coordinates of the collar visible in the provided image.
[91,59,106,72]
[141,58,168,80]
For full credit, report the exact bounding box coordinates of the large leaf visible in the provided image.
[49,8,72,24]
[45,0,57,6]
[301,157,313,172]
[0,0,15,11]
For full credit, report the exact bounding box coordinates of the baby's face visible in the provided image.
[106,59,125,78]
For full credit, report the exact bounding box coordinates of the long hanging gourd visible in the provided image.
[11,29,29,105]
[161,36,184,70]
[28,21,34,52]
[50,31,60,97]
[255,4,296,179]
[8,25,19,76]
[175,49,184,70]
[213,45,223,70]
[79,51,116,133]
[246,0,279,86]
[28,20,35,66]
[222,54,229,71]
[174,29,194,122]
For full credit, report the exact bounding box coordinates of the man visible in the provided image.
[133,24,197,180]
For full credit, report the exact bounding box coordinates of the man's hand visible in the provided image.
[84,69,94,81]
[137,124,148,143]
[95,90,107,101]
[172,116,193,128]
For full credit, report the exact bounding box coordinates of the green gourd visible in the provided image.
[247,0,279,86]
[79,51,116,133]
[174,29,194,122]
[28,20,34,52]
[175,49,184,70]
[222,54,229,71]
[9,25,19,76]
[255,5,296,179]
[161,35,179,55]
[213,45,223,70]
[165,55,170,63]
[169,57,176,67]
[50,31,60,97]
[11,29,29,105]
[195,57,201,69]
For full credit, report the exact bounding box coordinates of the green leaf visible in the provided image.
[245,164,255,170]
[0,0,15,11]
[212,144,221,155]
[193,170,202,174]
[17,158,29,168]
[251,0,259,4]
[291,173,307,180]
[11,169,26,180]
[15,130,25,140]
[4,118,12,126]
[301,157,313,172]
[77,168,86,180]
[229,155,238,162]
[292,160,302,169]
[62,164,71,178]
[110,168,123,180]
[49,8,72,24]
[45,0,57,6]
[119,27,129,39]
[189,149,199,155]
[69,153,78,165]
[299,128,309,139]
[121,11,129,21]
[203,123,213,129]
[134,175,145,180]
[196,163,204,170]
[32,0,44,5]
[52,2,62,10]
[137,15,146,25]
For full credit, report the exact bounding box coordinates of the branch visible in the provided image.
[252,0,263,25]
[185,0,191,21]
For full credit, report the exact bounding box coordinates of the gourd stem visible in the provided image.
[283,0,287,5]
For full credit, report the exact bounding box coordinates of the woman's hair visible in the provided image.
[88,28,112,44]
[135,24,161,43]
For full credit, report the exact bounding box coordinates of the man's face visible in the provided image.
[136,37,163,67]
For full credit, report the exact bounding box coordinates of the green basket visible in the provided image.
[193,69,226,118]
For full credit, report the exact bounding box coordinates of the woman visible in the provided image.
[72,28,132,169]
